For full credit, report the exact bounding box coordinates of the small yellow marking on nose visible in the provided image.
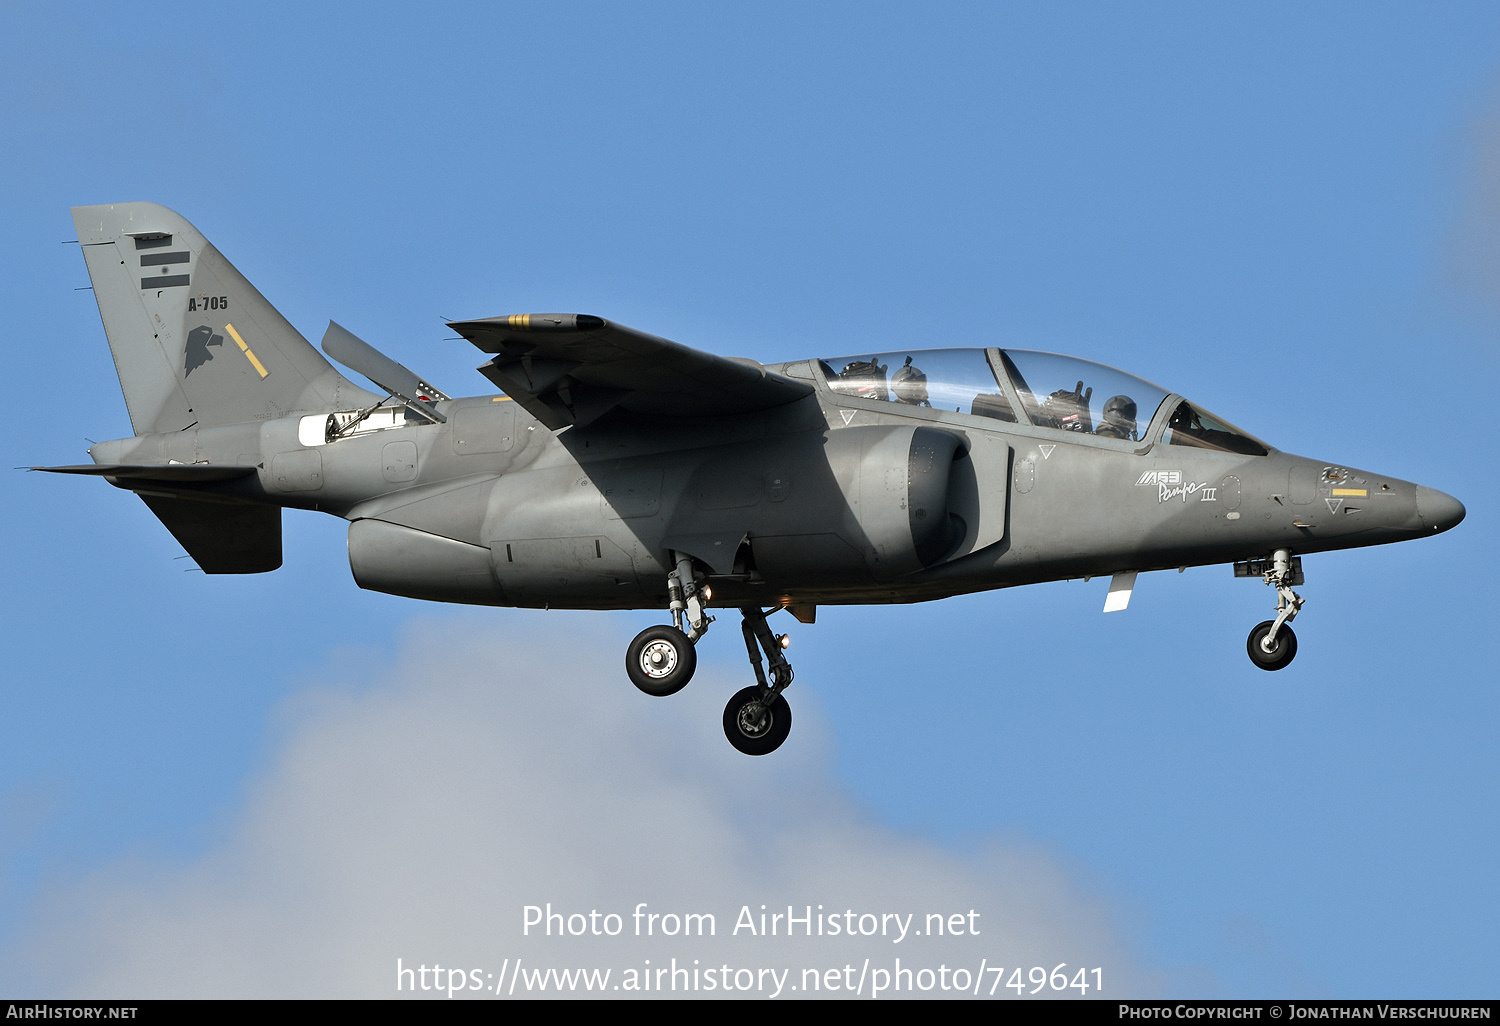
[1330,488,1367,497]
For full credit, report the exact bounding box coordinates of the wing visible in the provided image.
[447,314,813,429]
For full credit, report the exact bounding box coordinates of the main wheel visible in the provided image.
[722,686,792,756]
[626,626,696,696]
[1246,620,1297,671]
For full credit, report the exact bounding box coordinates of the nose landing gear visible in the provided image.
[1247,619,1297,671]
[1244,548,1304,671]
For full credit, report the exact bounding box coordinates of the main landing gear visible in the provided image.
[625,552,798,755]
[626,551,712,696]
[625,626,696,696]
[1245,548,1304,671]
[724,606,794,756]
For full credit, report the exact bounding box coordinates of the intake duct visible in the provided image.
[808,424,970,581]
[907,427,967,565]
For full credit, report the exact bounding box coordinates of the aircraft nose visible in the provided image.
[1415,486,1465,534]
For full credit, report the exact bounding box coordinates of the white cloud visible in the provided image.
[8,614,1156,999]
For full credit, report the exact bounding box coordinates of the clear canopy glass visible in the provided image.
[1162,400,1269,456]
[999,350,1171,443]
[814,346,1271,453]
[819,349,1017,422]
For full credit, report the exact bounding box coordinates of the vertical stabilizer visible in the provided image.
[71,202,378,434]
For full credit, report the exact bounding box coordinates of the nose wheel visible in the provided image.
[1247,620,1297,671]
[1244,548,1303,671]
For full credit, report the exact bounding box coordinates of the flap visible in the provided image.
[448,314,813,430]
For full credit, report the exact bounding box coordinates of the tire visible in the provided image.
[722,686,792,756]
[626,626,696,696]
[1246,620,1297,671]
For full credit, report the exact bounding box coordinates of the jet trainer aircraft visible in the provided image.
[41,203,1466,755]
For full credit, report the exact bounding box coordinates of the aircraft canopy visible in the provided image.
[818,347,1269,454]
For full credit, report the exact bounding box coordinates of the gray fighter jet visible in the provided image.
[40,203,1466,755]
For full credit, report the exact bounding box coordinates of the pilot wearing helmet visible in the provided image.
[1095,394,1138,441]
[890,355,931,407]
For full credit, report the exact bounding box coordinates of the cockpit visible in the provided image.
[814,348,1269,455]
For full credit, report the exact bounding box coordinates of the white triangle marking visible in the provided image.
[839,410,855,425]
[1039,444,1055,459]
[1325,497,1343,514]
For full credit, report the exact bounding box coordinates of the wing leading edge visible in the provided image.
[448,314,813,429]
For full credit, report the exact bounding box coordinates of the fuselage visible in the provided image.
[86,348,1464,611]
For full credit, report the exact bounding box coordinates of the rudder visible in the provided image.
[72,202,377,435]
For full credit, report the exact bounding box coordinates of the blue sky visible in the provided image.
[2,1,1497,998]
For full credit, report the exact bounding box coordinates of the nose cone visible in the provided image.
[1416,486,1466,534]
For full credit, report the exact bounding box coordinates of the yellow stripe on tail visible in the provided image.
[223,323,269,378]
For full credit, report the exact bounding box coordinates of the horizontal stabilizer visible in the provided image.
[321,321,447,423]
[32,464,258,484]
[138,495,282,573]
[448,313,812,430]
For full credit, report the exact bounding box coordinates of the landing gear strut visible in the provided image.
[1246,548,1303,671]
[626,551,714,697]
[625,557,799,755]
[668,551,713,641]
[723,606,795,755]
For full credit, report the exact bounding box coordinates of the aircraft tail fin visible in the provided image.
[71,203,379,436]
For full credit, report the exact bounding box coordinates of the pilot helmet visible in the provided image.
[890,355,929,405]
[1102,394,1137,432]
